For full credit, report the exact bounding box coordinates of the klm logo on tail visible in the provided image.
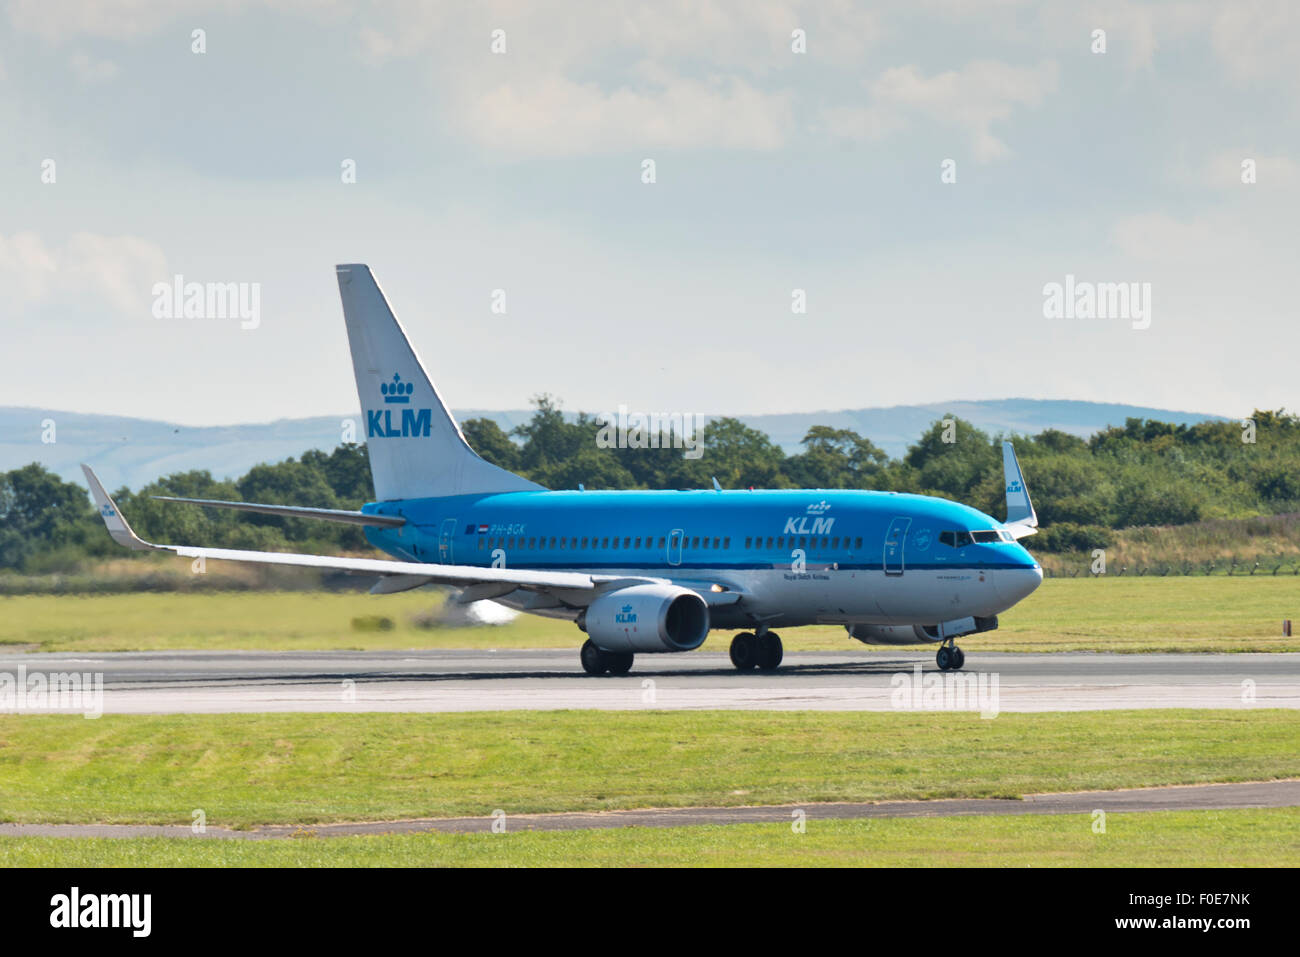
[368,373,432,438]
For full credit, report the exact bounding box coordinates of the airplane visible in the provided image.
[83,263,1042,675]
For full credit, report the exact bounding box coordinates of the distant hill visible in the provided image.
[2,400,1232,492]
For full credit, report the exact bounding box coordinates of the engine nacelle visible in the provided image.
[583,584,710,653]
[848,616,998,646]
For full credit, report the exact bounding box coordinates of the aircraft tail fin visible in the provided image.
[335,264,542,501]
[1002,441,1038,538]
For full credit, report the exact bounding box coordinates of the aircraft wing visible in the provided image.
[1001,441,1038,539]
[82,465,656,599]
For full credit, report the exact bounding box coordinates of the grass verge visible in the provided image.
[1,808,1296,866]
[1,710,1296,827]
[4,577,1300,654]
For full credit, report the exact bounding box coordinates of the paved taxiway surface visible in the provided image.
[2,780,1295,838]
[2,649,1297,713]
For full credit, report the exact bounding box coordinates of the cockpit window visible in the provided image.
[940,528,1013,547]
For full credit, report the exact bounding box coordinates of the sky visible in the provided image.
[2,0,1297,426]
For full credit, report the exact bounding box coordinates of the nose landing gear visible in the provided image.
[936,641,966,671]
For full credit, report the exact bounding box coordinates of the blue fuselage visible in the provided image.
[361,488,1042,630]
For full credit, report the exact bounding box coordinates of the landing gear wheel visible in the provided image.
[936,644,966,671]
[729,633,759,671]
[606,651,634,676]
[580,639,608,676]
[756,632,784,671]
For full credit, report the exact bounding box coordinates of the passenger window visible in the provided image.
[701,538,709,549]
[691,537,699,548]
[777,537,785,548]
[713,537,720,548]
[624,537,631,548]
[832,537,840,548]
[601,537,609,548]
[799,536,807,548]
[581,537,589,548]
[549,537,557,548]
[635,537,642,548]
[854,537,862,548]
[723,537,730,548]
[478,538,485,550]
[745,537,752,548]
[766,537,773,548]
[659,537,666,548]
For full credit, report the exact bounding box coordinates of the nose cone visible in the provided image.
[994,562,1043,607]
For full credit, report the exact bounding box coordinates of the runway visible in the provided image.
[1,780,1295,838]
[2,649,1298,713]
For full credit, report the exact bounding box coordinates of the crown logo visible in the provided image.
[806,500,831,515]
[381,373,413,404]
[621,604,633,614]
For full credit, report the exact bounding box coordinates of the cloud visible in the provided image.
[6,0,208,41]
[0,232,58,301]
[459,72,795,155]
[0,231,167,316]
[1211,0,1300,88]
[69,51,119,82]
[826,59,1059,161]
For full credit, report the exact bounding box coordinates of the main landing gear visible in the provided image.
[580,639,633,676]
[936,640,966,672]
[729,631,783,672]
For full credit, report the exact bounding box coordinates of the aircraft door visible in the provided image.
[668,528,684,566]
[439,518,457,562]
[884,517,911,576]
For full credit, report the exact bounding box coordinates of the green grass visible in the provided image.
[2,809,1296,866]
[3,576,1299,653]
[977,575,1300,653]
[0,711,1296,827]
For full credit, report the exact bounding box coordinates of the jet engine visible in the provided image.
[582,584,710,653]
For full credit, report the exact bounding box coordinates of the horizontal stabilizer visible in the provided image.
[153,495,405,528]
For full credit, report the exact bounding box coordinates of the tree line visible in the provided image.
[4,396,1299,572]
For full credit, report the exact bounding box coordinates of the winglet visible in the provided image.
[81,465,161,551]
[1002,441,1038,537]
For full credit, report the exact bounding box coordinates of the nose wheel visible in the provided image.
[936,642,966,671]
